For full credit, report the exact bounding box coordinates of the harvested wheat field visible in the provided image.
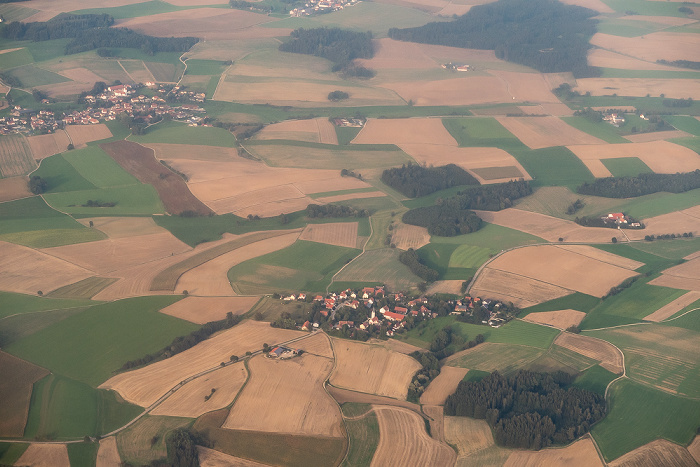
[445,415,511,465]
[609,439,696,467]
[399,145,530,184]
[587,49,682,71]
[422,405,447,443]
[314,191,386,204]
[101,141,212,216]
[59,67,105,85]
[294,332,334,359]
[590,32,700,63]
[470,268,572,308]
[26,131,71,160]
[224,354,343,437]
[96,437,121,467]
[485,245,639,297]
[505,436,603,467]
[42,231,191,275]
[690,436,700,464]
[176,231,301,295]
[198,447,269,467]
[650,275,700,292]
[152,362,247,418]
[523,309,587,330]
[554,244,643,270]
[496,116,605,149]
[116,9,276,41]
[256,118,338,145]
[0,240,92,295]
[575,78,700,100]
[649,257,700,291]
[328,386,421,414]
[214,192,314,218]
[426,280,465,295]
[371,405,455,467]
[624,130,690,143]
[518,103,575,117]
[15,444,70,467]
[352,118,457,146]
[330,339,422,400]
[76,217,166,239]
[488,70,561,103]
[65,124,112,147]
[299,222,358,249]
[642,209,700,239]
[160,297,260,324]
[392,223,431,250]
[145,144,238,162]
[100,321,304,407]
[558,0,612,12]
[554,333,623,374]
[644,291,700,322]
[0,134,35,177]
[367,338,425,355]
[36,81,95,97]
[383,76,513,106]
[0,176,31,202]
[420,367,469,406]
[0,352,48,437]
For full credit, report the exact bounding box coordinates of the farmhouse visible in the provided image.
[268,346,299,359]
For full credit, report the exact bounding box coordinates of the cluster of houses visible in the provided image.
[282,287,512,337]
[603,112,625,127]
[442,62,471,72]
[0,108,59,135]
[602,212,642,228]
[332,117,365,128]
[289,0,359,17]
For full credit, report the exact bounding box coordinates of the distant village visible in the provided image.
[0,83,208,135]
[289,0,360,17]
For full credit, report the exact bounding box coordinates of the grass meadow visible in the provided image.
[185,59,227,76]
[67,442,99,467]
[117,415,193,465]
[333,248,422,291]
[0,291,95,320]
[560,117,629,143]
[129,121,237,147]
[663,302,700,333]
[602,0,692,17]
[8,65,70,88]
[664,115,700,136]
[430,222,544,248]
[510,146,596,189]
[342,407,379,467]
[520,293,601,317]
[0,444,27,465]
[63,147,139,188]
[44,184,164,216]
[70,0,185,19]
[34,155,98,193]
[442,117,526,150]
[5,296,193,386]
[447,343,545,374]
[631,237,700,260]
[601,157,653,177]
[572,364,617,395]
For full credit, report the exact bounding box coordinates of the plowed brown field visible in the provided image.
[101,141,212,216]
[330,339,421,400]
[96,437,121,467]
[609,439,696,467]
[299,222,358,249]
[505,436,603,467]
[523,309,587,330]
[420,367,469,406]
[371,406,455,467]
[151,362,247,418]
[352,118,457,146]
[0,176,31,202]
[65,124,112,147]
[554,333,623,374]
[100,321,304,406]
[223,354,343,437]
[391,223,431,250]
[0,352,48,437]
[496,116,605,149]
[15,444,70,467]
[159,296,260,324]
[26,132,71,160]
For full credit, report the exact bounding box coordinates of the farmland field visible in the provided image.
[444,415,511,466]
[342,405,379,467]
[333,248,422,292]
[0,351,48,437]
[446,343,545,374]
[62,146,138,188]
[0,290,94,320]
[420,367,469,406]
[43,183,165,216]
[0,176,32,203]
[246,143,412,170]
[560,116,629,144]
[609,439,698,467]
[14,444,70,467]
[117,415,192,465]
[572,364,618,395]
[0,134,36,177]
[129,121,237,147]
[601,157,653,177]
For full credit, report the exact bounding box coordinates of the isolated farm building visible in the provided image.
[298,293,306,300]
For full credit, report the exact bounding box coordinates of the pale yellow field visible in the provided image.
[14,444,70,467]
[59,67,105,85]
[426,280,465,295]
[622,15,698,26]
[352,118,457,146]
[371,406,455,467]
[489,70,561,103]
[299,222,358,249]
[0,240,93,295]
[689,435,700,464]
[496,116,606,149]
[523,309,587,330]
[42,232,191,275]
[176,231,301,295]
[151,362,247,418]
[623,130,691,143]
[590,32,700,63]
[391,223,431,250]
[399,145,531,184]
[554,244,643,270]
[644,291,700,322]
[558,0,613,12]
[76,217,166,239]
[554,332,623,374]
[223,354,343,437]
[145,143,239,162]
[609,439,697,467]
[330,339,422,400]
[470,268,572,308]
[159,296,260,324]
[96,437,121,467]
[65,124,112,147]
[100,321,304,406]
[367,338,425,355]
[485,245,639,298]
[207,184,311,217]
[445,415,511,466]
[294,332,334,359]
[420,367,469,405]
[587,49,681,71]
[650,274,700,292]
[422,405,447,443]
[256,118,338,145]
[27,131,71,160]
[575,78,700,100]
[0,176,31,203]
[314,191,387,204]
[518,103,575,117]
[383,76,513,106]
[197,447,269,467]
[642,208,700,240]
[36,81,95,97]
[505,436,603,467]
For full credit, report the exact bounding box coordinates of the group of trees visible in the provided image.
[0,13,197,56]
[574,216,642,229]
[445,370,606,450]
[566,199,584,215]
[663,97,694,108]
[399,248,440,282]
[328,90,349,101]
[165,429,201,467]
[388,0,599,77]
[645,232,694,241]
[28,176,48,194]
[381,163,479,198]
[279,27,374,64]
[577,170,700,198]
[306,203,369,218]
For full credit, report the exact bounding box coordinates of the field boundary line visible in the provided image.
[326,215,373,294]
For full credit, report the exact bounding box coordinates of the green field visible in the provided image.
[185,59,227,76]
[601,0,692,17]
[5,296,194,386]
[430,222,544,248]
[631,237,700,260]
[117,415,193,465]
[572,364,618,395]
[511,146,596,189]
[599,68,700,79]
[442,117,526,150]
[561,117,629,143]
[336,126,362,145]
[416,243,459,278]
[0,308,88,348]
[0,48,35,70]
[144,61,183,82]
[663,301,700,333]
[448,245,495,269]
[596,18,665,37]
[0,291,95,320]
[8,65,70,88]
[34,155,98,193]
[62,147,140,188]
[665,115,700,136]
[525,344,599,375]
[0,4,37,21]
[43,184,164,216]
[70,0,184,19]
[342,406,379,467]
[519,293,601,317]
[333,248,421,292]
[228,240,360,294]
[0,443,28,465]
[24,374,143,439]
[592,378,700,462]
[67,442,99,467]
[447,342,545,373]
[594,243,679,275]
[601,157,653,177]
[129,121,237,147]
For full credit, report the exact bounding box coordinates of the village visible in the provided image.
[289,0,360,17]
[0,83,208,135]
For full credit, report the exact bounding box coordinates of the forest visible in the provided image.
[399,248,440,282]
[445,370,606,450]
[0,14,197,55]
[306,203,369,218]
[577,170,700,198]
[381,163,479,198]
[278,27,374,65]
[387,0,598,76]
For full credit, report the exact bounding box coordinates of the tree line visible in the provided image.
[387,0,599,77]
[399,248,439,282]
[445,370,606,450]
[576,170,700,198]
[381,163,479,198]
[306,204,369,218]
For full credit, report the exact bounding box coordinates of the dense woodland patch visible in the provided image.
[381,163,479,198]
[577,170,700,198]
[388,0,598,77]
[445,370,606,450]
[306,204,369,218]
